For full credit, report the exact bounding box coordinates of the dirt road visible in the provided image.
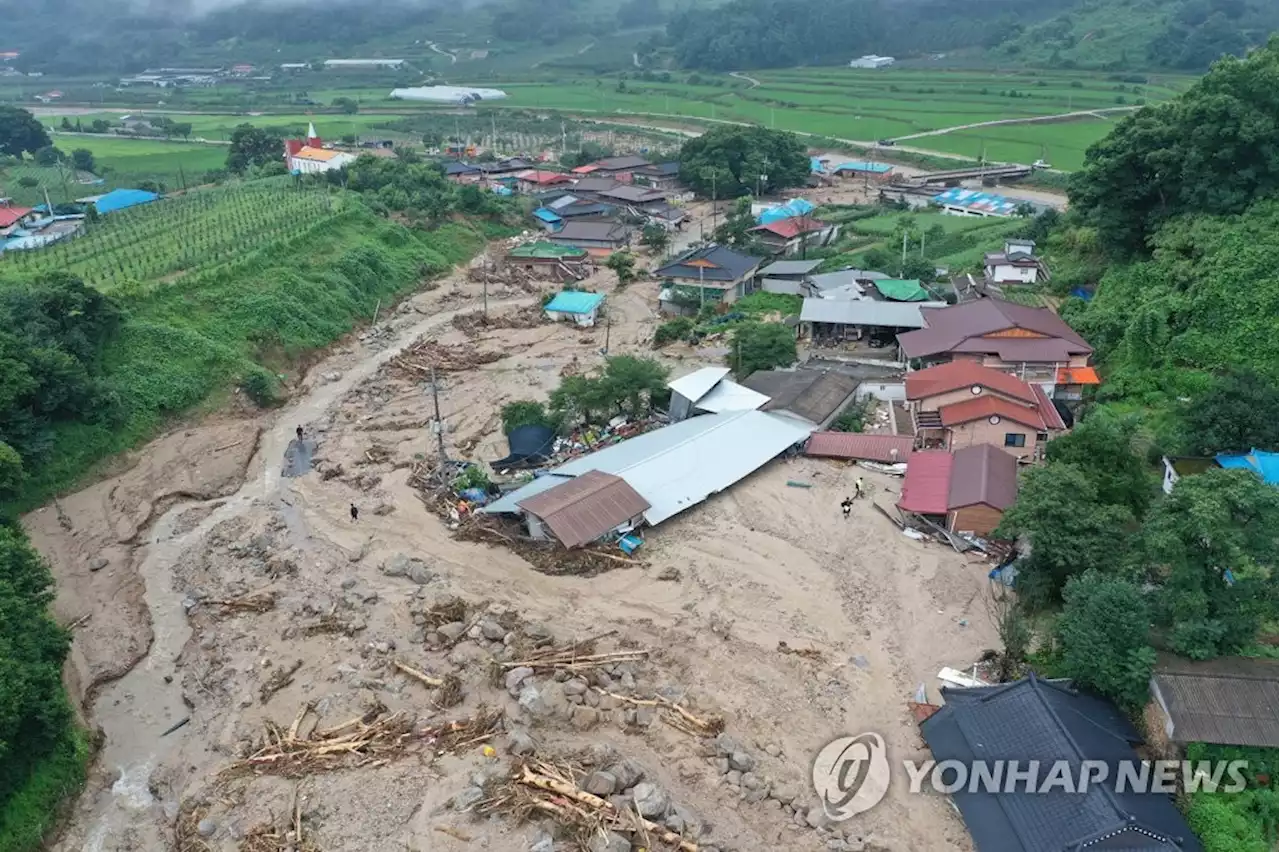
[32,256,996,852]
[887,106,1135,142]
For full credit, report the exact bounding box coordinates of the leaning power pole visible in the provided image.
[429,366,447,477]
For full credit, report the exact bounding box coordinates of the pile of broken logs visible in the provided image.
[388,340,503,378]
[224,703,503,779]
[451,514,643,578]
[481,761,701,852]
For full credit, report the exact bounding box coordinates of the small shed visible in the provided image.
[1148,654,1279,749]
[897,444,1017,536]
[517,470,650,547]
[92,188,160,214]
[544,291,605,327]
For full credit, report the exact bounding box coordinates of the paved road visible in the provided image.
[888,106,1137,142]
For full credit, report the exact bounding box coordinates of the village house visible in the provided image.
[741,368,861,430]
[748,216,838,256]
[549,221,632,256]
[543,291,605,327]
[515,471,650,548]
[575,155,652,181]
[905,360,1067,457]
[756,259,823,295]
[896,299,1098,399]
[505,241,591,282]
[983,238,1048,285]
[655,244,764,313]
[920,674,1201,852]
[1161,448,1280,493]
[831,161,895,182]
[632,161,682,190]
[1147,653,1279,752]
[598,184,667,206]
[0,202,38,238]
[285,124,356,174]
[514,169,573,193]
[849,54,895,68]
[801,299,944,349]
[897,444,1018,536]
[667,367,769,422]
[803,432,915,465]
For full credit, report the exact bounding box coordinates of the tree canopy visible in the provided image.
[1181,369,1280,455]
[1056,571,1157,709]
[678,126,809,198]
[730,322,796,378]
[0,107,51,158]
[1068,37,1278,256]
[549,356,670,424]
[226,124,284,174]
[1044,410,1155,516]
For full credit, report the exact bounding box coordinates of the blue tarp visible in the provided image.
[532,207,562,223]
[810,157,825,174]
[833,161,893,174]
[491,185,513,196]
[1069,287,1094,301]
[544,291,604,314]
[93,188,160,214]
[1215,449,1279,486]
[757,197,815,224]
[933,187,1017,216]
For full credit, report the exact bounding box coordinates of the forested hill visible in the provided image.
[664,0,1277,70]
[3,0,657,75]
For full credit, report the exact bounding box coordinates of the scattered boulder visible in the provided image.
[714,733,743,757]
[89,557,109,573]
[583,770,618,797]
[505,666,535,694]
[196,818,216,838]
[656,566,681,581]
[437,622,467,642]
[606,759,646,790]
[519,684,555,719]
[529,832,555,852]
[631,782,670,818]
[728,751,756,772]
[570,705,600,730]
[505,728,537,757]
[480,620,507,641]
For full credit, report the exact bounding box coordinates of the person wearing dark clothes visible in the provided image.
[841,497,853,519]
[296,426,304,441]
[350,504,359,522]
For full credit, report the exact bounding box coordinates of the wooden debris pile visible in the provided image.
[224,703,503,779]
[388,341,502,378]
[240,793,323,852]
[300,612,367,638]
[450,514,643,578]
[451,305,546,337]
[175,800,214,852]
[392,658,464,708]
[210,589,277,617]
[500,633,648,675]
[592,688,724,738]
[479,761,700,852]
[259,659,304,703]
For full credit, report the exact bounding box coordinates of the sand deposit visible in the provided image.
[29,243,997,852]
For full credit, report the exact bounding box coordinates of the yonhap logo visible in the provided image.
[811,733,892,820]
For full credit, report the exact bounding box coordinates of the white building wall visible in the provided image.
[987,263,1039,284]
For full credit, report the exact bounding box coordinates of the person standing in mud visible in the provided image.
[296,426,304,441]
[350,503,359,522]
[841,497,853,519]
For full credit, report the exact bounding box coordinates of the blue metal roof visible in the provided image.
[810,157,825,173]
[933,187,1017,216]
[93,188,160,214]
[1216,449,1279,486]
[757,197,815,224]
[833,161,893,173]
[533,207,562,223]
[544,291,605,314]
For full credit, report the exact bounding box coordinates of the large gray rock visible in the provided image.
[583,770,618,797]
[196,818,216,838]
[505,666,535,694]
[437,621,467,642]
[529,832,555,852]
[453,786,484,812]
[505,728,537,757]
[606,759,646,790]
[480,620,507,641]
[519,683,554,718]
[631,782,670,818]
[382,554,433,584]
[728,751,756,772]
[570,705,600,730]
[713,733,743,757]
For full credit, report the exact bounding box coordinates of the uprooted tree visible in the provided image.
[549,356,670,424]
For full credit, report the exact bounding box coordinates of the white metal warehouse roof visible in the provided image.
[482,410,814,525]
[800,298,946,328]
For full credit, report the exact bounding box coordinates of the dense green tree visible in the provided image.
[33,146,63,166]
[1141,468,1278,659]
[500,400,561,435]
[226,124,284,174]
[1182,369,1280,455]
[331,97,359,115]
[640,223,670,253]
[1069,38,1278,255]
[549,355,670,424]
[1056,571,1157,709]
[69,148,95,173]
[993,464,1135,607]
[1045,410,1155,516]
[730,322,796,377]
[0,443,25,504]
[0,525,73,810]
[679,125,809,198]
[0,106,51,158]
[605,251,637,287]
[899,256,936,281]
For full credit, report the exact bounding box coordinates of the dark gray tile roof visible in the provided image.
[655,243,763,283]
[921,675,1203,852]
[1152,654,1279,747]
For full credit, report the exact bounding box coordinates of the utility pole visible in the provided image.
[901,232,908,269]
[919,232,925,258]
[429,365,447,476]
[710,170,718,237]
[698,264,705,311]
[483,256,489,317]
[602,309,611,355]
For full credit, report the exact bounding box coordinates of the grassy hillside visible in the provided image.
[0,189,485,506]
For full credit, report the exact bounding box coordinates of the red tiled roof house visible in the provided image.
[905,360,1067,459]
[897,444,1018,536]
[896,299,1098,401]
[748,216,838,256]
